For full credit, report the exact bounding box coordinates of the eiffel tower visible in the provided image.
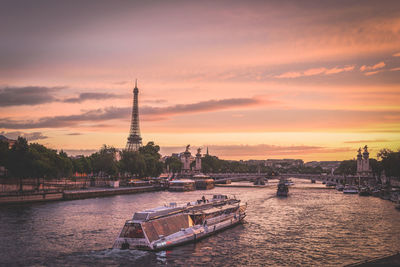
[126,79,142,151]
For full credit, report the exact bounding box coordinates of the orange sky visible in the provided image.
[1,0,399,161]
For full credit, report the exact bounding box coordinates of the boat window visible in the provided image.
[120,223,145,238]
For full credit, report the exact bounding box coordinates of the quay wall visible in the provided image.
[0,177,160,204]
[0,186,159,204]
[63,186,157,200]
[0,191,64,204]
[0,177,117,193]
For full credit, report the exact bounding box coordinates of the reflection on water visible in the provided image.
[0,179,399,266]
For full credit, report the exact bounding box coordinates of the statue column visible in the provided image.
[195,149,202,171]
[356,148,363,174]
[182,145,191,173]
[362,145,370,173]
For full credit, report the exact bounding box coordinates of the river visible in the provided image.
[0,179,399,266]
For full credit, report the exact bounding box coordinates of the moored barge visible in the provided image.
[168,179,196,192]
[192,174,215,190]
[113,194,246,250]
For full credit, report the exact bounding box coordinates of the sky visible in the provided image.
[0,0,400,161]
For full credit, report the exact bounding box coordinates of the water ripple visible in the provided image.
[0,179,399,266]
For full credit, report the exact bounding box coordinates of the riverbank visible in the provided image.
[0,186,161,204]
[0,190,64,204]
[63,186,157,200]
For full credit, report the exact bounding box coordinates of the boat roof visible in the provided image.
[131,194,235,222]
[132,205,186,221]
[190,203,239,215]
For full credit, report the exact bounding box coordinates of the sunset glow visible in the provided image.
[1,0,400,161]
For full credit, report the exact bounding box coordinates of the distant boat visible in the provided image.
[168,179,196,192]
[326,181,336,188]
[277,181,289,197]
[192,174,215,190]
[359,187,371,196]
[253,177,266,185]
[372,188,381,197]
[336,184,344,191]
[343,185,358,194]
[283,179,294,186]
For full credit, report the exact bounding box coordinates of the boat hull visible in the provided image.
[343,190,358,194]
[113,213,245,251]
[277,192,288,197]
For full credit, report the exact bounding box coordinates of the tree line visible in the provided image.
[1,137,399,179]
[0,137,163,179]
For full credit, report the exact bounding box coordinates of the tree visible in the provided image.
[72,156,92,174]
[90,145,118,176]
[334,160,357,175]
[377,148,400,177]
[369,158,382,177]
[56,150,73,178]
[119,150,146,177]
[201,154,222,173]
[0,140,9,168]
[28,143,56,179]
[7,137,31,179]
[165,156,183,174]
[139,142,163,177]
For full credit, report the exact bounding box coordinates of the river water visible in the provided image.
[0,179,399,267]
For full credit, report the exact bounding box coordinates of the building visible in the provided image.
[0,135,16,148]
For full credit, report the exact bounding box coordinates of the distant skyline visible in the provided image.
[1,0,399,161]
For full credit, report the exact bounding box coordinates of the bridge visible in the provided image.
[207,173,363,184]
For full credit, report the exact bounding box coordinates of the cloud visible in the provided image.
[142,99,168,104]
[0,86,126,107]
[303,67,327,76]
[275,71,302,79]
[0,86,63,107]
[360,61,385,72]
[141,97,263,119]
[112,81,129,85]
[393,52,400,57]
[274,65,355,79]
[344,139,390,144]
[364,70,383,76]
[390,67,400,72]
[0,131,48,141]
[0,107,130,129]
[0,97,263,129]
[62,92,124,103]
[66,132,83,135]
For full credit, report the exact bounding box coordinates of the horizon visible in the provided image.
[0,133,381,163]
[1,0,400,162]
